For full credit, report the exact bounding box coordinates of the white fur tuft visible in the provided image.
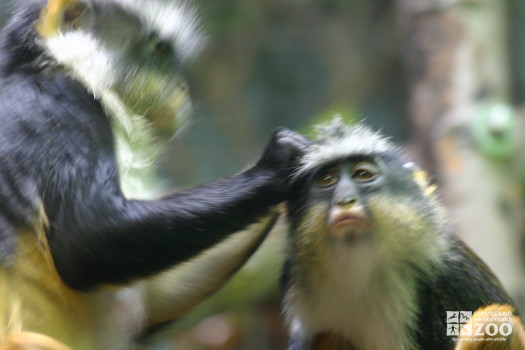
[297,121,396,177]
[107,0,204,60]
[102,91,163,199]
[41,31,116,97]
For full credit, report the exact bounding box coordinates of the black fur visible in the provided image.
[415,238,515,349]
[0,1,302,291]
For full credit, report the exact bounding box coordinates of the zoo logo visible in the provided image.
[446,311,513,338]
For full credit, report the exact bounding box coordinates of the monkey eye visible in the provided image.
[352,162,379,183]
[147,33,173,57]
[154,39,171,55]
[314,169,340,188]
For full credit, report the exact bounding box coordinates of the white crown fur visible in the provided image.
[297,117,397,176]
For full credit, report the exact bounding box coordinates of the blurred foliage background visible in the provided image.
[164,0,410,189]
[2,0,525,349]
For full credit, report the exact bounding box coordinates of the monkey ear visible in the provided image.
[403,162,438,197]
[37,0,89,38]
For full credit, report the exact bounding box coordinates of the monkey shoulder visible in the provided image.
[418,237,513,311]
[414,236,514,349]
[0,1,113,156]
[0,72,115,181]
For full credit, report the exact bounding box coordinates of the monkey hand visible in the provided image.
[254,128,312,186]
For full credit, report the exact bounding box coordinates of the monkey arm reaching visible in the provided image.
[47,126,305,291]
[0,66,307,293]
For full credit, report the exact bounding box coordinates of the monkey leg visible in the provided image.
[0,332,71,350]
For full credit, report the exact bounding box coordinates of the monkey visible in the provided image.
[0,0,311,349]
[280,118,524,350]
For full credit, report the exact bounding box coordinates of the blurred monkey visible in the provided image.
[0,0,310,348]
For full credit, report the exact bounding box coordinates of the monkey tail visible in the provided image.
[454,304,525,350]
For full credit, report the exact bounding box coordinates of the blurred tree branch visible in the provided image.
[397,0,525,310]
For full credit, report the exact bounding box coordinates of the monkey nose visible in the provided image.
[336,198,357,208]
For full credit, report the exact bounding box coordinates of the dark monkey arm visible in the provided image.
[48,127,309,291]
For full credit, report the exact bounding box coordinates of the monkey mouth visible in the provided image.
[328,209,371,242]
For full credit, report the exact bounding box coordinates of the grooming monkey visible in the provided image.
[0,0,310,349]
[281,119,525,350]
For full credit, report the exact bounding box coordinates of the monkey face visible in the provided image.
[287,123,449,267]
[110,30,192,132]
[37,0,203,134]
[309,161,378,243]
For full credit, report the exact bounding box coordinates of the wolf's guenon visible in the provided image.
[0,0,310,348]
[281,119,524,350]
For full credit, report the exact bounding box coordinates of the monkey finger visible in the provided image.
[290,130,313,147]
[275,128,313,149]
[274,129,313,163]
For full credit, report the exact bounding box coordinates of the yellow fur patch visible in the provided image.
[290,203,332,286]
[365,193,448,271]
[36,0,79,38]
[0,331,71,350]
[0,205,88,347]
[413,169,438,197]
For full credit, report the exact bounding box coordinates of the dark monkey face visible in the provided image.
[37,0,204,134]
[307,159,379,243]
[285,122,449,270]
